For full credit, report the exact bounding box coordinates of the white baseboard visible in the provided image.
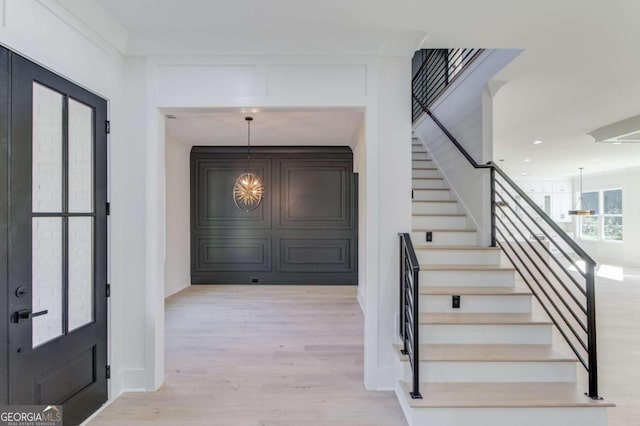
[365,366,396,391]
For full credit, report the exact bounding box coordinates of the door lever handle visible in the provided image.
[12,309,48,323]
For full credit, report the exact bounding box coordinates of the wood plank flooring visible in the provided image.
[89,285,406,426]
[88,263,640,425]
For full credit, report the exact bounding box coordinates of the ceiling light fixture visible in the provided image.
[533,140,543,145]
[568,167,595,216]
[233,117,264,212]
[524,158,531,162]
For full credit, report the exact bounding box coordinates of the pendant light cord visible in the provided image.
[578,167,584,209]
[245,116,253,171]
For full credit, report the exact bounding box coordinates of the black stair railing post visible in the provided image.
[490,167,496,247]
[399,236,406,353]
[411,266,422,399]
[585,261,600,399]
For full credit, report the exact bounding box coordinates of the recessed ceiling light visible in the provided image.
[591,159,599,162]
[522,172,529,176]
[613,142,621,145]
[524,158,531,162]
[533,140,543,145]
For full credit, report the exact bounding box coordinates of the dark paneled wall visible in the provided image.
[190,146,357,285]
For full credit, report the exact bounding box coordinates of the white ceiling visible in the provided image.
[164,108,364,147]
[91,0,640,178]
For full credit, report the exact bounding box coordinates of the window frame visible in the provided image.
[577,188,623,242]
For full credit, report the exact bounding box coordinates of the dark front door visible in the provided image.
[0,48,108,425]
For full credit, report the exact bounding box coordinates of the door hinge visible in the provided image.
[106,120,111,134]
[106,365,111,379]
[106,202,110,216]
[106,283,111,298]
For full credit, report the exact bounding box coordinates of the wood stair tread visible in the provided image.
[412,167,438,171]
[412,213,466,217]
[419,285,530,296]
[413,228,476,233]
[412,188,449,191]
[399,382,614,408]
[413,245,500,251]
[419,312,551,325]
[412,177,443,180]
[395,344,576,362]
[419,264,513,271]
[412,200,456,203]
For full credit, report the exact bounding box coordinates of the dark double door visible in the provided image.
[191,146,358,285]
[0,48,108,424]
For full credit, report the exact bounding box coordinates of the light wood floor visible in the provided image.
[90,267,640,426]
[595,265,640,426]
[90,285,406,425]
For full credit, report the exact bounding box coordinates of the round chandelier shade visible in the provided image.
[233,116,264,212]
[233,172,264,212]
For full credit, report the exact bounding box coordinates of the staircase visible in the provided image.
[394,141,613,426]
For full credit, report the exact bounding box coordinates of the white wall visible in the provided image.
[413,49,520,245]
[352,120,367,313]
[122,53,413,391]
[574,167,640,267]
[165,135,191,297]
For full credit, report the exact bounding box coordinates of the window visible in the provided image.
[578,189,623,241]
[603,189,622,241]
[579,192,599,240]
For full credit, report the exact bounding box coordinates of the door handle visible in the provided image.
[12,309,48,323]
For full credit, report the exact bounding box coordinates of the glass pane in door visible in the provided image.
[68,217,94,331]
[32,217,63,347]
[32,83,63,213]
[68,99,94,213]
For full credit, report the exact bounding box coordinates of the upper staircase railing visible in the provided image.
[409,49,601,399]
[412,48,483,121]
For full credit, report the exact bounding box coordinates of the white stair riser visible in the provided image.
[412,169,440,178]
[419,269,515,287]
[415,249,501,265]
[398,360,576,383]
[420,294,532,314]
[420,324,552,345]
[396,389,609,426]
[413,160,434,168]
[411,231,478,246]
[412,179,445,189]
[412,153,432,160]
[413,189,451,201]
[412,202,459,214]
[412,215,468,229]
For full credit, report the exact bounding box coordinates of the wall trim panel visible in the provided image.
[191,146,357,285]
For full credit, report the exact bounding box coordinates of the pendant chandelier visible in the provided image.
[568,167,595,216]
[233,117,264,212]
